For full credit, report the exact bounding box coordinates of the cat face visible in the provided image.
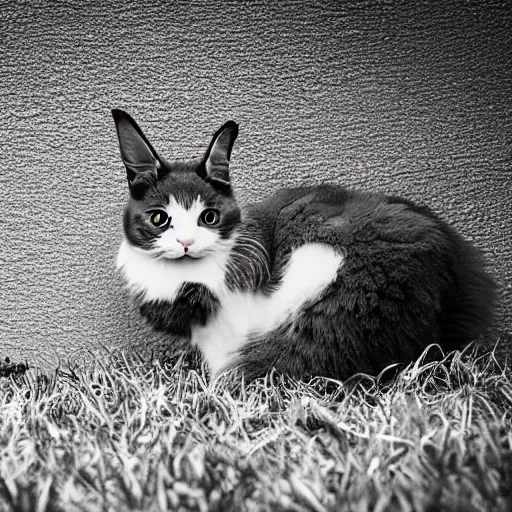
[113,110,241,260]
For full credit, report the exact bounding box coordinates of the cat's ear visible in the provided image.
[198,121,238,188]
[111,109,164,183]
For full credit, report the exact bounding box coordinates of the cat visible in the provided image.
[112,109,496,382]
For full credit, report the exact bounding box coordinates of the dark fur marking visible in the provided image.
[138,283,220,337]
[231,184,496,381]
[123,170,241,250]
[113,112,496,383]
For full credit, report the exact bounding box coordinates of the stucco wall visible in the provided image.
[1,0,511,372]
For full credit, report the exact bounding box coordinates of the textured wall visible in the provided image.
[1,0,511,372]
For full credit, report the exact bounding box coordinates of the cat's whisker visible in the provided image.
[235,252,262,279]
[235,252,270,283]
[227,249,267,289]
[229,252,252,275]
[235,235,271,275]
[145,247,167,259]
[236,235,270,258]
[234,239,268,262]
[227,264,245,290]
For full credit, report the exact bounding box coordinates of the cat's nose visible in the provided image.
[177,238,195,248]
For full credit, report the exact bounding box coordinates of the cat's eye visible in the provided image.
[200,209,220,226]
[149,211,169,228]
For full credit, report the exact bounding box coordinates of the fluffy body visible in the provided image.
[118,231,343,375]
[113,111,496,381]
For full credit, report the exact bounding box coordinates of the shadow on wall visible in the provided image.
[1,0,511,372]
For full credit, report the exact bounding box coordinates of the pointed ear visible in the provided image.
[199,121,238,187]
[111,109,162,183]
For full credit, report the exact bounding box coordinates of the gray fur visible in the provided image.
[113,111,496,382]
[234,186,496,380]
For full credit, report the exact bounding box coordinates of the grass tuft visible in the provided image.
[0,344,511,511]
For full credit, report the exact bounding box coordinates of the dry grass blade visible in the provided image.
[0,344,511,511]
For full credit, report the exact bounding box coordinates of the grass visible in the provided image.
[0,344,511,512]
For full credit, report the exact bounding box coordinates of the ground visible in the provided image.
[0,344,511,512]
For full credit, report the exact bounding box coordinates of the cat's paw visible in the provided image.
[139,300,189,335]
[175,283,220,326]
[138,284,219,335]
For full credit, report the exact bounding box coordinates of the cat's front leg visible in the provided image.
[139,283,220,336]
[173,282,220,327]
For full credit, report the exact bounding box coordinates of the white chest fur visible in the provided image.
[192,243,344,376]
[118,240,343,376]
[117,240,230,301]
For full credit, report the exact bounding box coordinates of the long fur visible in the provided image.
[233,186,496,380]
[112,110,496,381]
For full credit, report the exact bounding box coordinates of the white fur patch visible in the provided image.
[117,193,233,301]
[117,239,231,302]
[118,233,343,376]
[154,195,220,259]
[192,243,344,376]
